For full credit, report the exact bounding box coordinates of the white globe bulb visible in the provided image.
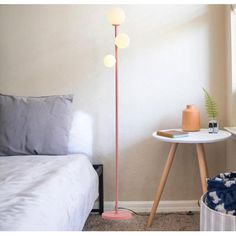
[115,33,130,49]
[104,55,116,68]
[107,7,125,25]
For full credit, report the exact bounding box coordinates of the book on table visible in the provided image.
[157,130,189,138]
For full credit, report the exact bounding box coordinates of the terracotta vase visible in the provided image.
[182,105,200,132]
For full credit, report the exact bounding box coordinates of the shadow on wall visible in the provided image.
[207,5,227,129]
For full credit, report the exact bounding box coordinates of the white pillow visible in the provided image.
[68,111,93,162]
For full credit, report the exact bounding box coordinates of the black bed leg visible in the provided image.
[92,164,104,214]
[99,168,104,214]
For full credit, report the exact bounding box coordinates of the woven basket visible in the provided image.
[200,194,236,231]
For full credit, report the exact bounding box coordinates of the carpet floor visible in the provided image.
[83,212,200,231]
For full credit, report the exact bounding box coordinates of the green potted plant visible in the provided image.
[203,88,219,133]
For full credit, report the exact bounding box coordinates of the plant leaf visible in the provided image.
[202,88,218,119]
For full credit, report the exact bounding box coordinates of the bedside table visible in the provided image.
[147,129,231,227]
[92,164,104,214]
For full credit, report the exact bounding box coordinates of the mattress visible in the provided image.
[0,154,98,231]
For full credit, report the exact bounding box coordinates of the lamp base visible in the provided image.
[102,210,132,220]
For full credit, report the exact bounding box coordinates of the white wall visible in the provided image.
[0,5,227,201]
[226,6,236,170]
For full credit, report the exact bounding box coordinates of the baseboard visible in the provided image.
[94,200,200,213]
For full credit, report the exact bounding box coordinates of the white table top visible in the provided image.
[152,129,231,144]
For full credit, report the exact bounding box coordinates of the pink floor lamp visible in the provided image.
[102,7,131,220]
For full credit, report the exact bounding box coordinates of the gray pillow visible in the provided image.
[0,94,73,155]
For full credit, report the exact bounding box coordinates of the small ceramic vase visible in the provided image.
[182,105,200,132]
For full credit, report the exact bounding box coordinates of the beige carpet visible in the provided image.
[83,212,200,231]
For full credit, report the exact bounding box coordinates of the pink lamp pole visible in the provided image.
[114,24,119,214]
[102,8,131,220]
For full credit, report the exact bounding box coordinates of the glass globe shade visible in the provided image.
[115,33,130,49]
[104,54,116,68]
[107,7,125,25]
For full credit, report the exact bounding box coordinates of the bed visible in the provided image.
[0,154,98,231]
[0,94,99,230]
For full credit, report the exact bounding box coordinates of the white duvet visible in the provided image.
[0,154,98,231]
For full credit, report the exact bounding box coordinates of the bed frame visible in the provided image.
[92,164,104,214]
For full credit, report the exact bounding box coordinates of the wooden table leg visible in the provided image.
[147,143,178,227]
[196,143,209,193]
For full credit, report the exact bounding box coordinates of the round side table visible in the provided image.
[147,129,231,227]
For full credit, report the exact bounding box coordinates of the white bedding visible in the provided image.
[0,154,98,231]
